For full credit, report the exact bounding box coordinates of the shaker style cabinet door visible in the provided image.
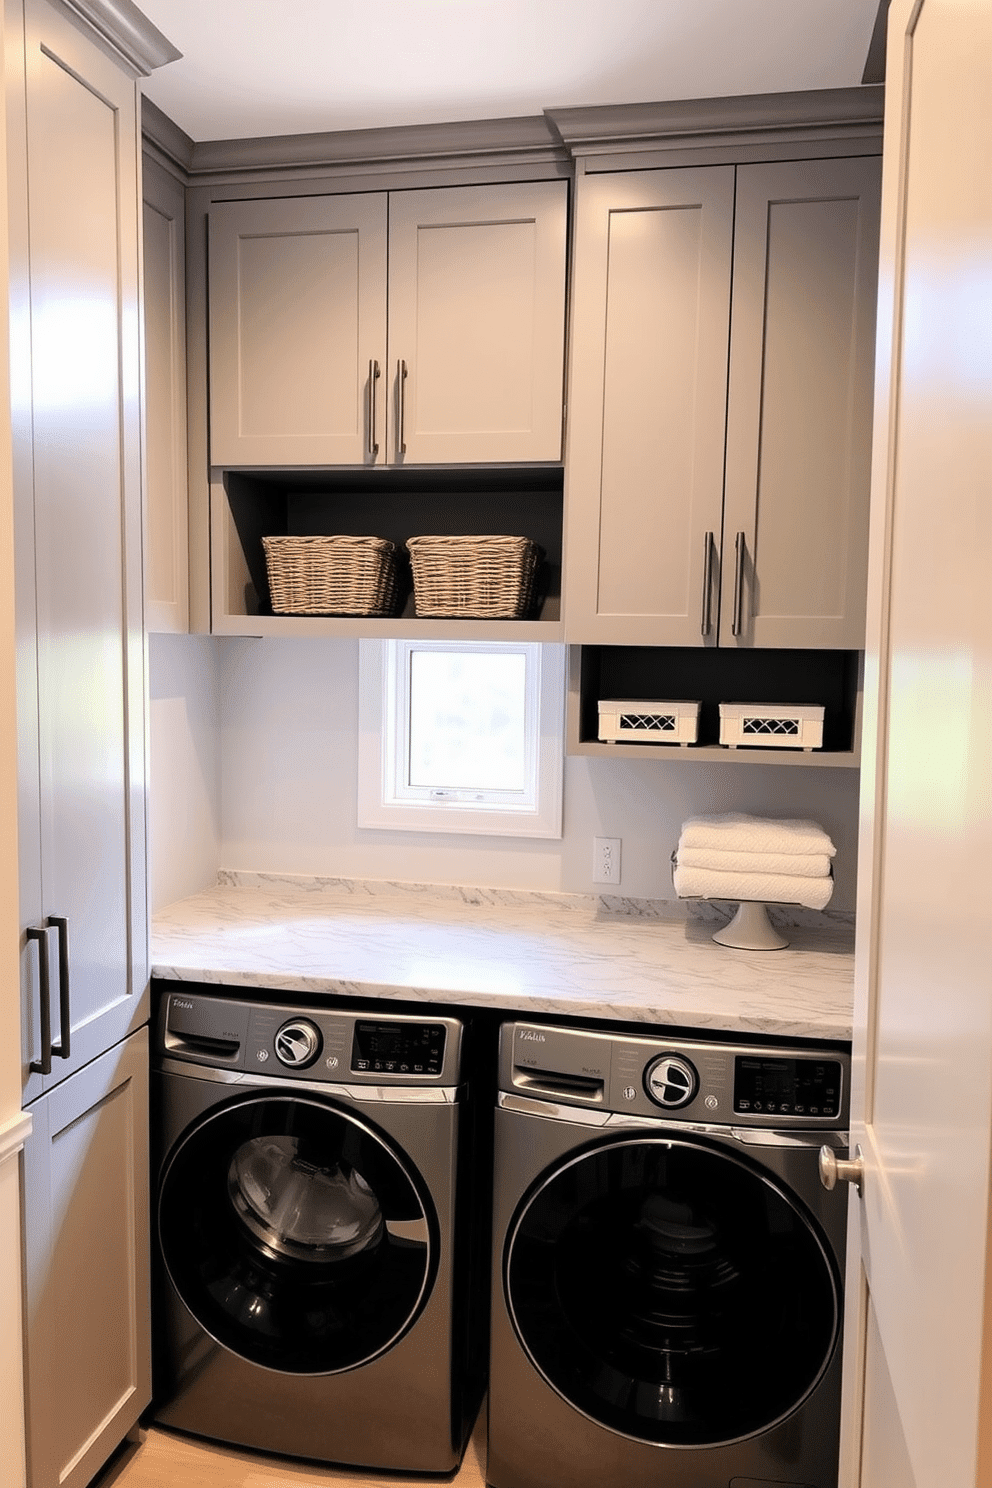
[720,156,882,649]
[8,0,149,1107]
[208,193,389,466]
[386,180,568,464]
[563,167,736,645]
[21,1030,151,1488]
[143,153,189,633]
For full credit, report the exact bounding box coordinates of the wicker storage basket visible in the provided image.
[406,534,543,619]
[262,535,403,617]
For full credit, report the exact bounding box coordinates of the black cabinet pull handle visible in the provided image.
[732,530,747,637]
[28,925,52,1075]
[49,915,71,1060]
[700,530,715,636]
[367,358,380,457]
[397,358,408,455]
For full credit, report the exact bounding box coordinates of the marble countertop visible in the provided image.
[151,873,855,1042]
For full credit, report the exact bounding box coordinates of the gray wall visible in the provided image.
[148,635,860,912]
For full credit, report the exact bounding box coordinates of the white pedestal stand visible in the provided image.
[711,900,789,951]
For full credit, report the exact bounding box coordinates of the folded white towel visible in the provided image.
[673,863,834,912]
[678,813,836,858]
[678,846,833,879]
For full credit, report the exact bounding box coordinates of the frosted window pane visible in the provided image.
[408,650,527,791]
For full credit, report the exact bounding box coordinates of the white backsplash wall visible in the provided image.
[149,633,222,909]
[213,637,860,909]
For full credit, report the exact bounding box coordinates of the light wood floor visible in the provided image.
[93,1409,488,1488]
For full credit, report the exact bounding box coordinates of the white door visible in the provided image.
[840,1,992,1484]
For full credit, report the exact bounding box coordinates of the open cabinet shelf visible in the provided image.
[567,646,863,767]
[210,465,565,639]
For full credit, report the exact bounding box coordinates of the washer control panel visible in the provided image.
[644,1053,698,1109]
[733,1055,842,1120]
[157,992,463,1086]
[503,1022,849,1129]
[351,1019,446,1076]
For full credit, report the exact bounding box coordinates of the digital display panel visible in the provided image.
[734,1056,842,1119]
[351,1020,446,1076]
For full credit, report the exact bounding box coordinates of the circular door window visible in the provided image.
[159,1094,437,1375]
[504,1136,840,1446]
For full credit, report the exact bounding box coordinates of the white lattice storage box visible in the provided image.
[719,702,825,751]
[598,699,700,745]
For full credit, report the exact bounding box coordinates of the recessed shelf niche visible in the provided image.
[568,646,863,767]
[211,464,565,639]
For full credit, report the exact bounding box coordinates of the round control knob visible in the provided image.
[274,1019,321,1069]
[644,1053,698,1110]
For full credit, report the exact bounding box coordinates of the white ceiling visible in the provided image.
[137,0,882,144]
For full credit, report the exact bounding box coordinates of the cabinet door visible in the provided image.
[209,193,388,467]
[563,167,735,645]
[21,1029,151,1488]
[721,156,882,648]
[386,180,567,464]
[143,154,189,633]
[7,0,148,1105]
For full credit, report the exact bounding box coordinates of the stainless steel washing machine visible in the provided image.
[488,1021,850,1488]
[151,988,484,1472]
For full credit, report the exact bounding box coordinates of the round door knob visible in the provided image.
[819,1143,864,1192]
[274,1019,321,1068]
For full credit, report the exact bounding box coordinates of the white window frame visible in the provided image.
[357,639,565,838]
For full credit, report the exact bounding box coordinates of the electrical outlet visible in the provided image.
[593,836,621,885]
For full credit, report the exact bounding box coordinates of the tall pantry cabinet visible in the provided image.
[4,2,178,1485]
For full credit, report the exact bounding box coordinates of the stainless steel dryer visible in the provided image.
[151,989,483,1472]
[488,1021,850,1488]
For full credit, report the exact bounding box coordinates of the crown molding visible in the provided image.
[142,95,194,175]
[179,113,567,181]
[59,0,181,75]
[142,87,885,190]
[546,86,884,157]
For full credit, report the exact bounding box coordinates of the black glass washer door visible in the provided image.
[505,1135,840,1446]
[159,1094,437,1375]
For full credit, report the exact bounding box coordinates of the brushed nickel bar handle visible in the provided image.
[700,530,715,636]
[367,359,380,458]
[397,358,408,456]
[732,530,746,637]
[49,915,70,1060]
[28,925,52,1076]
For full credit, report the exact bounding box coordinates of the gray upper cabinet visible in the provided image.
[564,154,882,649]
[143,154,190,633]
[386,183,568,464]
[564,166,736,646]
[721,157,881,648]
[207,179,568,468]
[209,192,388,467]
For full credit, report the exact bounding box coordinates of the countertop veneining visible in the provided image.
[151,874,855,1042]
